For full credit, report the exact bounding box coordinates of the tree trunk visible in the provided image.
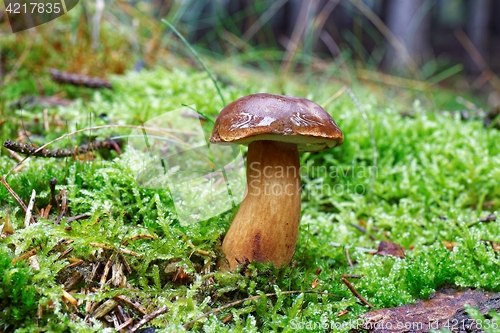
[383,0,431,73]
[466,0,491,74]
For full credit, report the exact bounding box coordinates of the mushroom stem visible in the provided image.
[222,140,301,270]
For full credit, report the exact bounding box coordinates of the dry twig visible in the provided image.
[341,277,374,308]
[5,148,24,163]
[24,189,36,228]
[2,124,201,180]
[341,274,363,279]
[129,306,169,333]
[12,246,41,264]
[121,233,155,246]
[115,318,133,331]
[1,177,30,214]
[62,290,78,305]
[66,213,91,223]
[114,295,147,315]
[321,85,347,109]
[345,247,354,268]
[49,69,112,89]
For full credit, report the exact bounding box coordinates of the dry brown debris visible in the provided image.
[374,241,405,259]
[360,287,500,333]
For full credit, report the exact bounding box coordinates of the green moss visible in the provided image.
[1,62,499,332]
[0,247,38,330]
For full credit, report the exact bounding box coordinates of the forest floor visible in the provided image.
[1,13,500,333]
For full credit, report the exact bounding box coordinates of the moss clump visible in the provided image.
[0,247,38,330]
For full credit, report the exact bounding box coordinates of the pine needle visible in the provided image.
[162,19,226,107]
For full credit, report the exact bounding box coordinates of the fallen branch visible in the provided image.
[49,68,112,89]
[3,138,122,158]
[2,124,198,180]
[341,277,374,309]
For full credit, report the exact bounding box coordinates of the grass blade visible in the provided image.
[162,19,226,107]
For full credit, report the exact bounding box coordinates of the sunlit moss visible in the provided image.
[1,63,500,332]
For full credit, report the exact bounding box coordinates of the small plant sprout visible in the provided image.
[210,93,344,270]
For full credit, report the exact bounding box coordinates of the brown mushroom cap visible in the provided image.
[210,93,343,152]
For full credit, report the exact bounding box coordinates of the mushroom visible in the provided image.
[210,93,343,270]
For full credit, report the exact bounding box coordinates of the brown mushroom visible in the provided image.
[210,93,343,270]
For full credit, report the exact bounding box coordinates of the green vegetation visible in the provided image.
[1,64,499,331]
[0,247,38,329]
[1,7,500,333]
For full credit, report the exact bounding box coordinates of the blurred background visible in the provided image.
[175,0,500,74]
[2,2,500,332]
[1,0,500,108]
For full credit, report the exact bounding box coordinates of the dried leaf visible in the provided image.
[115,318,133,330]
[374,241,405,258]
[12,246,41,264]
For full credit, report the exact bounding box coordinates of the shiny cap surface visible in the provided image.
[210,93,344,152]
